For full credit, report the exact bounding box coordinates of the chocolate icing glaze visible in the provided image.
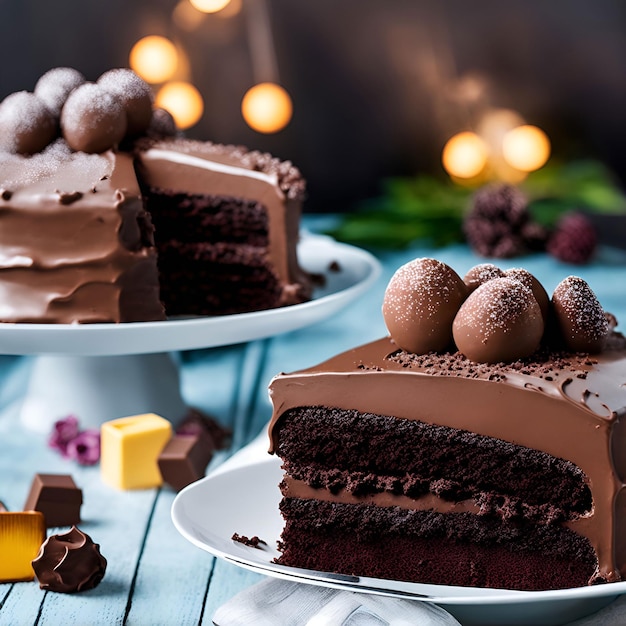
[268,333,626,584]
[0,142,164,323]
[32,526,107,593]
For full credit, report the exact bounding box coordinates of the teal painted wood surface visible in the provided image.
[1,222,626,625]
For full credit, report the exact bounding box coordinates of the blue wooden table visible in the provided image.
[1,221,626,625]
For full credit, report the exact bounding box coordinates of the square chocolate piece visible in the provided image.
[158,435,213,492]
[23,474,82,528]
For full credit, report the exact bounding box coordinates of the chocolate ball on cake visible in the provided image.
[0,91,57,154]
[503,267,550,323]
[463,263,505,293]
[61,83,127,153]
[147,107,178,138]
[97,68,153,136]
[453,277,544,363]
[382,257,467,354]
[552,276,609,353]
[34,67,86,118]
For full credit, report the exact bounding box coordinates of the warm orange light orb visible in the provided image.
[155,81,204,129]
[502,125,551,172]
[189,0,231,12]
[442,132,488,179]
[129,36,178,84]
[241,83,293,134]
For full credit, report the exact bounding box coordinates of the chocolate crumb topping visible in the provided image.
[231,533,267,549]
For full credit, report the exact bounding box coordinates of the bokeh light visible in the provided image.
[155,81,204,129]
[129,36,178,84]
[241,83,293,134]
[173,1,206,31]
[502,125,551,172]
[189,0,231,13]
[441,132,488,179]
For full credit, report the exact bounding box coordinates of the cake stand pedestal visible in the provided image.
[20,353,186,433]
[0,235,381,432]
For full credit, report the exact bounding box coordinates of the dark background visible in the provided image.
[1,0,625,212]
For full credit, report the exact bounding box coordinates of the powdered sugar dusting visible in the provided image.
[464,263,504,290]
[553,276,609,341]
[460,277,537,337]
[0,92,51,152]
[0,139,110,189]
[98,68,152,102]
[61,84,123,132]
[35,67,85,117]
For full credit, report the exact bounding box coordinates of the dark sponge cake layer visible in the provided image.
[143,189,270,246]
[142,187,281,316]
[156,241,281,316]
[277,498,598,591]
[276,407,592,523]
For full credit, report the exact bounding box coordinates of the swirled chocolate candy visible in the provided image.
[382,258,467,354]
[32,526,106,593]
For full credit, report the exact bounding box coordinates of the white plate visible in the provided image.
[0,234,381,356]
[172,434,626,626]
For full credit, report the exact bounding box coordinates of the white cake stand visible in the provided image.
[0,235,381,432]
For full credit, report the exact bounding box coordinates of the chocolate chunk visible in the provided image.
[158,434,213,492]
[32,526,106,593]
[23,474,82,528]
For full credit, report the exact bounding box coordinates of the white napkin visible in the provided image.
[212,578,461,626]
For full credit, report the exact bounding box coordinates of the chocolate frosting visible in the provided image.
[32,526,107,593]
[268,333,626,584]
[0,141,164,323]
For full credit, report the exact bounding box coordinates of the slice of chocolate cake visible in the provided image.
[268,259,626,591]
[135,139,311,316]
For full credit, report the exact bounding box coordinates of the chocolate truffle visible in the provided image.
[453,277,544,363]
[503,267,550,322]
[32,526,106,593]
[463,263,504,292]
[382,258,467,354]
[23,473,82,528]
[0,91,57,154]
[34,67,86,118]
[97,68,153,136]
[552,276,609,353]
[61,83,127,153]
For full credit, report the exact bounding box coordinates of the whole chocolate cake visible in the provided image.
[268,259,626,591]
[0,68,311,323]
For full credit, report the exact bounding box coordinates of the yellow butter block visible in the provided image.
[0,511,46,582]
[101,413,172,490]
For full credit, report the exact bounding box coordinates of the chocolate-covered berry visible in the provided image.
[61,83,127,153]
[97,69,153,136]
[382,257,467,354]
[552,276,609,353]
[0,91,57,154]
[453,277,544,363]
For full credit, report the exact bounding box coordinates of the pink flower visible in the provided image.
[66,430,101,466]
[48,415,80,457]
